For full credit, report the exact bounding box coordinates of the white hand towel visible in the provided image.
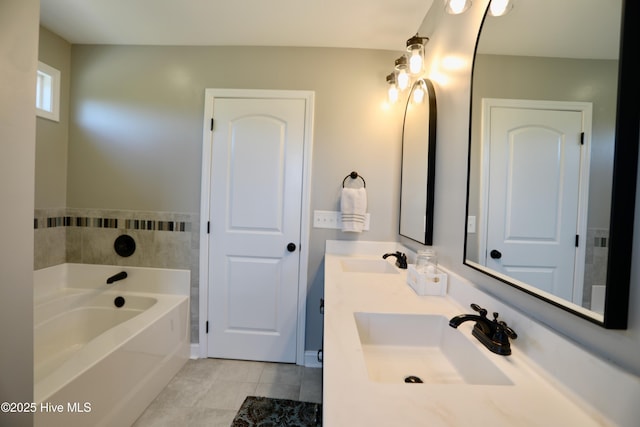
[341,187,367,232]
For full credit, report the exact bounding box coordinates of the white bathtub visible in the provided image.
[34,263,190,427]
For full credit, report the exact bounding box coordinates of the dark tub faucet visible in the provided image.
[106,271,128,284]
[382,251,408,269]
[449,303,517,356]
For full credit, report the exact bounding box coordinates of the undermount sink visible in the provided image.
[341,259,399,274]
[353,312,513,385]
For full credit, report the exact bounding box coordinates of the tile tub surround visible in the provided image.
[34,207,201,342]
[323,240,640,427]
[34,208,197,268]
[583,227,609,310]
[34,207,68,268]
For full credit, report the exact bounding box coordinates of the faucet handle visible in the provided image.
[470,303,488,317]
[498,320,518,339]
[491,312,517,340]
[394,251,408,269]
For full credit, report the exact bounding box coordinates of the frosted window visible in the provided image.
[36,61,60,122]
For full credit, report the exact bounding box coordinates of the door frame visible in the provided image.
[198,88,315,364]
[478,98,592,305]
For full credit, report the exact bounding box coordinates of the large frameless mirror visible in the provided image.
[464,0,638,328]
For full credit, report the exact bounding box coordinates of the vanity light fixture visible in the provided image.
[406,34,430,75]
[384,36,431,104]
[386,73,399,104]
[488,0,512,17]
[394,55,410,91]
[444,0,472,15]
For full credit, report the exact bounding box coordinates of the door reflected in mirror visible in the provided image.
[464,0,638,328]
[472,99,592,306]
[399,79,437,244]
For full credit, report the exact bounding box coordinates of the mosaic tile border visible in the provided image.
[34,215,191,232]
[593,236,608,248]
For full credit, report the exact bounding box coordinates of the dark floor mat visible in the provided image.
[231,396,322,426]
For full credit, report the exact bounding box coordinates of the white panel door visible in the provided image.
[486,106,583,300]
[207,96,305,363]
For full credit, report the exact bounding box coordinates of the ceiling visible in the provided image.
[39,0,622,60]
[39,0,434,51]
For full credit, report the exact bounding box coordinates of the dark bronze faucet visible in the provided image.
[106,271,128,284]
[449,303,517,355]
[382,251,408,269]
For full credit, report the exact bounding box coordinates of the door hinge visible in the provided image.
[207,221,210,234]
[575,234,580,247]
[210,118,214,131]
[580,132,585,145]
[206,321,209,333]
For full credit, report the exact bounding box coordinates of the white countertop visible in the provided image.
[322,247,611,426]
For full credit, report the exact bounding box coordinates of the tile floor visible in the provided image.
[132,358,323,427]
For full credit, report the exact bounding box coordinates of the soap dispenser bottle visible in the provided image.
[416,249,437,275]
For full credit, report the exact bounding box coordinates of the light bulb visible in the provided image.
[409,50,423,75]
[488,0,512,16]
[406,35,427,75]
[397,70,409,91]
[386,72,399,104]
[413,84,425,103]
[445,0,471,15]
[388,85,399,104]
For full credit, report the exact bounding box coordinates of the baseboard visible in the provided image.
[190,343,200,359]
[304,350,323,368]
[190,344,322,368]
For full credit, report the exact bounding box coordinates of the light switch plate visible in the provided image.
[313,210,370,230]
[313,210,340,228]
[467,215,476,233]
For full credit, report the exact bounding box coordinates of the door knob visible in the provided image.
[490,249,502,259]
[287,242,297,252]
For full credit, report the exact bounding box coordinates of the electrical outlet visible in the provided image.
[467,215,476,233]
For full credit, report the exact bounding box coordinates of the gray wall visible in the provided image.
[65,45,404,352]
[34,28,72,269]
[406,0,640,376]
[0,1,38,426]
[35,26,70,209]
[67,45,403,213]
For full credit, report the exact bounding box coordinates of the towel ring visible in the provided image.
[342,171,366,188]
